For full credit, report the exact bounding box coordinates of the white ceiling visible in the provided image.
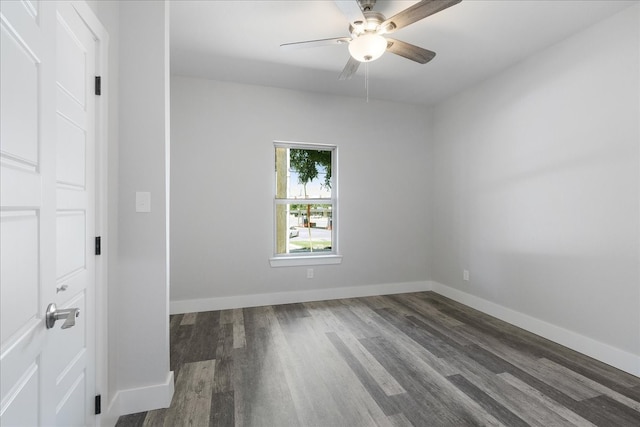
[170,0,636,106]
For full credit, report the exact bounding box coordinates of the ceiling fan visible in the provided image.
[281,0,462,80]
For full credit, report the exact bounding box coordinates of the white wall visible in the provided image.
[170,77,432,309]
[430,4,639,368]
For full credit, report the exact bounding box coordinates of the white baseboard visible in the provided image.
[170,281,432,314]
[106,371,175,419]
[429,281,640,377]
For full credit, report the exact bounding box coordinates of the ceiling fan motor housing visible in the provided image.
[349,11,385,37]
[358,0,377,12]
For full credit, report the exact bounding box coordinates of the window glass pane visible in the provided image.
[275,148,332,199]
[275,203,333,254]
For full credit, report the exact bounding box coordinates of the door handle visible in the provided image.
[45,303,80,329]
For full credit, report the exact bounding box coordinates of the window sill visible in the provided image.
[269,254,343,268]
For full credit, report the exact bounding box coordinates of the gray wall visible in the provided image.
[170,78,432,303]
[116,0,171,404]
[92,0,173,419]
[171,4,639,372]
[430,5,639,356]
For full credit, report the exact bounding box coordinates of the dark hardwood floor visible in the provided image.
[116,292,640,426]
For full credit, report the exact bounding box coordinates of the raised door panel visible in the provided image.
[56,211,87,281]
[0,211,39,342]
[56,115,86,188]
[0,20,39,165]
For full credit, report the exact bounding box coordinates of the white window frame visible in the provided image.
[269,141,342,267]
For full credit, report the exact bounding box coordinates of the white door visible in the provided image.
[1,1,98,425]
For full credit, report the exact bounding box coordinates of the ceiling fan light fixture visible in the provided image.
[348,33,387,62]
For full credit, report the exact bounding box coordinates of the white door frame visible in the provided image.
[67,2,110,421]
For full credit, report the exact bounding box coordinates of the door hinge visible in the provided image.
[95,236,101,255]
[95,394,101,415]
[95,76,101,96]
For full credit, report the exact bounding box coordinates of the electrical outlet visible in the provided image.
[463,270,470,281]
[307,268,314,279]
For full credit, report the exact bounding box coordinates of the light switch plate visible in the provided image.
[136,191,151,213]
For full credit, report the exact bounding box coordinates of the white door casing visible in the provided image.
[1,1,105,425]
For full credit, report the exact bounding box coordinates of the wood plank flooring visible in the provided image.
[115,292,640,426]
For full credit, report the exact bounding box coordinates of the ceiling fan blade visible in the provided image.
[386,38,436,64]
[280,37,351,50]
[380,0,461,34]
[338,56,360,80]
[334,0,366,25]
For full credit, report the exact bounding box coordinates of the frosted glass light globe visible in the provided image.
[348,34,387,62]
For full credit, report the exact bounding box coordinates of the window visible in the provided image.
[270,142,341,267]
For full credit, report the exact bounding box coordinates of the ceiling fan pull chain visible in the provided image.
[365,62,369,103]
